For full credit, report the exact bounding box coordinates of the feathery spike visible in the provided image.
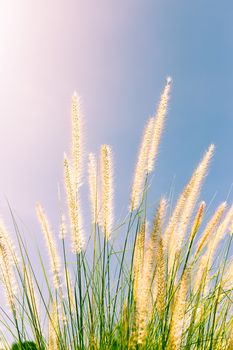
[88,153,98,224]
[167,144,215,270]
[64,154,85,253]
[189,201,206,242]
[169,270,189,350]
[147,77,172,173]
[154,236,166,319]
[136,198,166,344]
[195,202,226,257]
[0,221,17,311]
[36,203,62,291]
[130,117,154,211]
[71,92,83,189]
[100,145,114,240]
[133,222,146,302]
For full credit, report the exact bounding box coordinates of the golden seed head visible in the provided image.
[207,202,233,263]
[0,221,17,311]
[88,153,98,224]
[133,222,146,302]
[130,79,172,212]
[147,78,172,173]
[154,236,166,318]
[169,270,189,350]
[190,201,206,242]
[193,203,233,294]
[167,144,215,270]
[48,301,59,350]
[100,144,114,240]
[71,92,83,189]
[36,203,62,291]
[130,117,154,211]
[136,198,166,344]
[195,201,226,257]
[64,154,85,253]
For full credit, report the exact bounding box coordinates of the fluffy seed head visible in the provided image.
[133,222,145,302]
[136,198,166,344]
[167,144,215,270]
[194,202,233,294]
[36,203,62,291]
[130,78,172,212]
[100,144,114,240]
[88,153,98,224]
[64,154,85,253]
[190,201,206,242]
[163,176,194,250]
[222,257,233,290]
[71,92,83,189]
[129,77,172,211]
[208,202,233,262]
[193,252,208,294]
[169,270,189,350]
[130,117,154,211]
[195,201,226,257]
[147,77,172,173]
[154,236,166,319]
[0,221,17,311]
[48,301,59,350]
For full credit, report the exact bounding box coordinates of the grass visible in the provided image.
[0,78,232,349]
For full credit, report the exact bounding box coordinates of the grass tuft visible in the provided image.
[0,79,232,349]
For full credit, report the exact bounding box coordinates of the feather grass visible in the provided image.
[0,79,232,349]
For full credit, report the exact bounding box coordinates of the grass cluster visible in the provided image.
[0,78,233,349]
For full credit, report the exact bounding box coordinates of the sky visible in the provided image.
[0,0,232,318]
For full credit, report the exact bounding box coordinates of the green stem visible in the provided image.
[100,236,107,348]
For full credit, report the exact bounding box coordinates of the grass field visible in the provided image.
[0,78,233,349]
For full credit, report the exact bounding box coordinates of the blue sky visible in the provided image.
[0,0,232,250]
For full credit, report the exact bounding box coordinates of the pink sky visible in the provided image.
[0,1,137,222]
